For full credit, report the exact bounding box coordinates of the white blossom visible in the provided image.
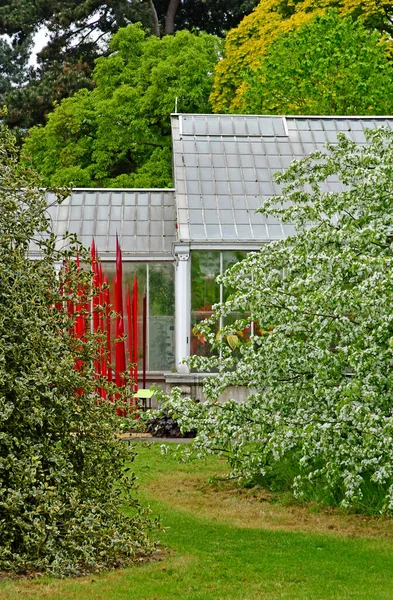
[160,128,393,513]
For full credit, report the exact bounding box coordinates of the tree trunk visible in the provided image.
[164,0,180,34]
[148,0,160,37]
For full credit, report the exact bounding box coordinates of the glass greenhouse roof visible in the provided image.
[30,114,393,257]
[172,114,393,244]
[30,188,176,259]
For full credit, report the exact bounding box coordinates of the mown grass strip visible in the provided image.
[2,443,393,600]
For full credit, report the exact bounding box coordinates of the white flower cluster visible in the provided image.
[161,128,393,512]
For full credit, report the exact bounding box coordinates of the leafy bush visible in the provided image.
[160,128,393,514]
[0,123,155,576]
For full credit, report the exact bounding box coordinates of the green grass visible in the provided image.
[2,443,393,600]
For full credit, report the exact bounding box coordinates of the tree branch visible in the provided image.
[164,0,180,35]
[148,0,160,37]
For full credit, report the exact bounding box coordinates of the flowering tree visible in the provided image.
[161,128,393,512]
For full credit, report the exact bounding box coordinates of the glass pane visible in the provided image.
[221,312,252,363]
[103,262,147,314]
[102,262,147,371]
[222,251,248,301]
[224,312,251,341]
[191,251,220,311]
[223,250,248,272]
[191,251,220,359]
[149,263,175,316]
[149,263,175,371]
[191,312,214,359]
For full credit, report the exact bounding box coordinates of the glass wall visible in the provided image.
[191,251,220,357]
[191,251,248,357]
[149,263,175,371]
[102,261,175,372]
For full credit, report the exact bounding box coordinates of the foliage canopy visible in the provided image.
[0,123,154,575]
[242,12,393,116]
[22,24,221,189]
[210,0,393,113]
[160,127,393,513]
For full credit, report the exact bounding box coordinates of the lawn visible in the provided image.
[2,442,393,600]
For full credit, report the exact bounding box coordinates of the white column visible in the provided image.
[174,244,191,374]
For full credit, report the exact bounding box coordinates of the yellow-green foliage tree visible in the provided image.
[211,0,393,113]
[242,12,393,115]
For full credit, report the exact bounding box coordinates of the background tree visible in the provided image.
[0,0,149,131]
[0,0,256,132]
[173,0,259,36]
[22,24,221,188]
[0,121,154,575]
[5,62,95,140]
[159,127,393,514]
[210,0,393,113]
[241,12,393,115]
[0,36,31,95]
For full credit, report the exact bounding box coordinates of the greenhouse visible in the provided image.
[38,113,393,396]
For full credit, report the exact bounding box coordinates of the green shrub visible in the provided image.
[0,122,154,576]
